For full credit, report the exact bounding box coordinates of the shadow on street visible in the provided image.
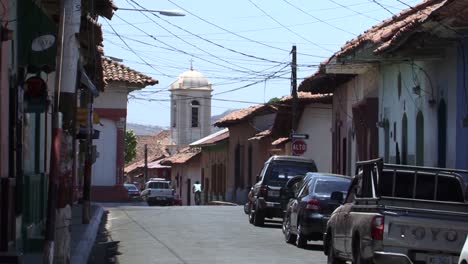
[88,211,121,264]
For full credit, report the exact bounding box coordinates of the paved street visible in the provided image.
[101,203,327,264]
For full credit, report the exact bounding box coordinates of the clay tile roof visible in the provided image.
[214,104,277,127]
[124,154,167,174]
[248,129,272,141]
[335,0,447,58]
[160,147,201,165]
[102,57,158,87]
[271,137,290,146]
[190,128,229,146]
[279,92,333,104]
[147,158,171,169]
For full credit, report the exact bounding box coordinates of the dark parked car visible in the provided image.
[282,173,350,248]
[247,155,317,226]
[124,183,141,200]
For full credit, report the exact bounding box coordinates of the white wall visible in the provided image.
[94,87,128,109]
[297,104,332,172]
[178,161,202,205]
[378,47,457,167]
[92,118,117,186]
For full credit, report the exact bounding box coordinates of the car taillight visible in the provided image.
[371,215,384,240]
[259,186,268,197]
[306,199,320,210]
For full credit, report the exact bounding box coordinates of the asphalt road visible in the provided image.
[100,203,327,264]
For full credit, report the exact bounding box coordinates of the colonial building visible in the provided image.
[170,67,212,150]
[91,58,158,202]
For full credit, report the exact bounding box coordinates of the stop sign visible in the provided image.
[291,139,307,156]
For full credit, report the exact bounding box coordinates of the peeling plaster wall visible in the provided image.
[378,46,457,168]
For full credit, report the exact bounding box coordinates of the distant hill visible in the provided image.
[211,109,236,125]
[211,109,237,132]
[127,109,236,136]
[127,123,164,136]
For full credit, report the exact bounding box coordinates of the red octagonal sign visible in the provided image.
[292,139,307,156]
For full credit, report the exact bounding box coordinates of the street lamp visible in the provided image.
[118,8,185,16]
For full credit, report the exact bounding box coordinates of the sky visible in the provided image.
[101,0,420,127]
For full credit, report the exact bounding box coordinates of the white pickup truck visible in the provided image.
[140,179,175,206]
[324,158,468,264]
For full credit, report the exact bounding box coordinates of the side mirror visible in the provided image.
[330,191,344,204]
[255,175,260,183]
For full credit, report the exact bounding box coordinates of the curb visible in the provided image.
[207,201,239,206]
[70,206,104,264]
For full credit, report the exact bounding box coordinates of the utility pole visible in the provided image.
[144,144,148,182]
[291,45,298,132]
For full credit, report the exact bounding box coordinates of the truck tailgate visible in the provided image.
[149,189,173,198]
[383,208,468,256]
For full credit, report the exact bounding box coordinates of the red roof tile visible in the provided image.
[160,147,201,165]
[102,57,158,87]
[334,0,449,58]
[190,129,229,146]
[279,92,333,104]
[248,129,272,141]
[298,0,467,94]
[213,104,277,127]
[271,137,290,146]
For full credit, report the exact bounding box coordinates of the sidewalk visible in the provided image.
[70,204,104,264]
[21,204,104,264]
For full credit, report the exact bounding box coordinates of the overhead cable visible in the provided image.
[248,0,334,53]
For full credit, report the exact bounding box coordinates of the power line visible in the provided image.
[104,19,173,78]
[125,0,270,73]
[369,0,394,15]
[112,14,288,77]
[248,0,334,53]
[166,0,326,58]
[281,0,357,36]
[394,0,465,37]
[214,64,290,95]
[105,35,322,68]
[128,0,308,65]
[327,0,380,22]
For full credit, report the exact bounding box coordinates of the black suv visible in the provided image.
[247,155,317,226]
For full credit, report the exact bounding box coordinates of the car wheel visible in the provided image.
[353,235,371,264]
[327,234,345,264]
[253,206,264,226]
[248,205,255,224]
[283,215,297,244]
[296,222,307,248]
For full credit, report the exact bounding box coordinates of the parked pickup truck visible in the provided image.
[140,179,175,206]
[324,158,468,264]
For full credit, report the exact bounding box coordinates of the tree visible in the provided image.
[125,129,137,164]
[268,97,280,105]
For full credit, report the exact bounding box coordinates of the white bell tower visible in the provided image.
[170,67,212,148]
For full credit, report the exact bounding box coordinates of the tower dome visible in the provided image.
[171,69,211,90]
